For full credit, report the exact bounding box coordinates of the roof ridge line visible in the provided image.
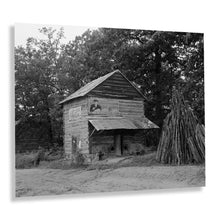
[59,69,147,104]
[59,70,120,104]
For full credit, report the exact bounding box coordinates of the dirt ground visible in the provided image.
[16,164,205,197]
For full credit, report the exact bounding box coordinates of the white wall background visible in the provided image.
[1,1,220,220]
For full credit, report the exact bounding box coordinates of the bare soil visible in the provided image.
[16,164,205,197]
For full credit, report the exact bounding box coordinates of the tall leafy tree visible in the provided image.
[15,27,66,147]
[64,28,204,127]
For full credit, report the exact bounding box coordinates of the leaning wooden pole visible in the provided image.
[156,90,205,165]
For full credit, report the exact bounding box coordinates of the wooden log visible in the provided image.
[156,90,205,165]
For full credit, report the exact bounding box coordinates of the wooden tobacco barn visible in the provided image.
[59,70,158,162]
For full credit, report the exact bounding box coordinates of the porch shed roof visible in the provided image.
[89,117,159,131]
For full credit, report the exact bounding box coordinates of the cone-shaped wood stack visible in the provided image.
[156,90,205,165]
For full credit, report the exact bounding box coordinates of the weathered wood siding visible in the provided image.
[89,133,114,155]
[123,131,146,154]
[63,97,89,158]
[89,71,144,100]
[89,130,146,156]
[118,99,145,118]
[87,97,145,118]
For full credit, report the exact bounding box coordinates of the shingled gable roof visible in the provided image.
[59,70,147,104]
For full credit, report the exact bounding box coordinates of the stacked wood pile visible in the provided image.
[156,91,205,165]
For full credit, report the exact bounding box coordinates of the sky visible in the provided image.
[15,23,97,46]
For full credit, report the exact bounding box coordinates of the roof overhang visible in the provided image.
[89,117,159,131]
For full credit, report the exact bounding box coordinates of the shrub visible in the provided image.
[16,153,37,169]
[44,150,63,161]
[74,151,85,166]
[16,148,65,169]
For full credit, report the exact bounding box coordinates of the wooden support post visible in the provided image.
[115,133,122,156]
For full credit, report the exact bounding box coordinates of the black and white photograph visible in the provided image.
[15,23,205,197]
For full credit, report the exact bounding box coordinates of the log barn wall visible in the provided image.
[89,132,114,155]
[87,97,145,117]
[63,97,89,158]
[89,130,146,156]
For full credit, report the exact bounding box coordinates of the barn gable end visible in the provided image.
[88,71,145,100]
[59,70,146,105]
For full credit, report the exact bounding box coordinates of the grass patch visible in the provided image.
[130,152,159,166]
[16,153,37,169]
[16,151,158,170]
[39,159,88,169]
[16,150,64,169]
[87,152,158,171]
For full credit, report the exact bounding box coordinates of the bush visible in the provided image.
[16,148,64,169]
[44,150,63,161]
[16,153,37,169]
[73,151,85,166]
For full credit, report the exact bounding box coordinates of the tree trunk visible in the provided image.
[154,48,163,129]
[44,96,53,150]
[47,111,53,149]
